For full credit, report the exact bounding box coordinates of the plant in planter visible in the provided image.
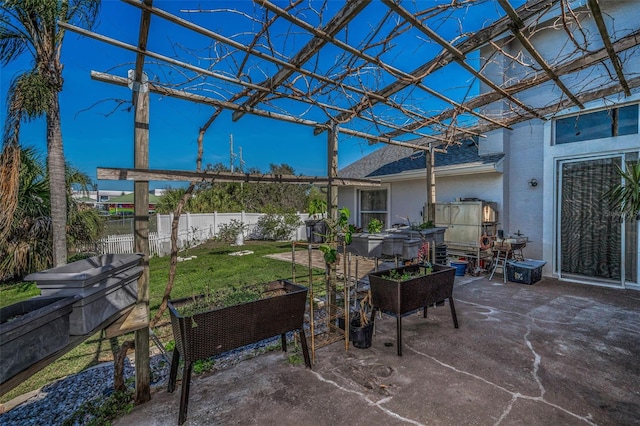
[167,279,310,425]
[367,218,383,234]
[368,264,458,356]
[349,291,374,349]
[305,198,328,243]
[308,198,327,220]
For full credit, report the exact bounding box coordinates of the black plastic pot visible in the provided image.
[349,316,373,349]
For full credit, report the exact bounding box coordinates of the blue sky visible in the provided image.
[1,0,509,191]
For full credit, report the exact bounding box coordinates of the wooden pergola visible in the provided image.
[61,0,638,400]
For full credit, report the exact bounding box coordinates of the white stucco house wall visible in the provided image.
[338,0,639,289]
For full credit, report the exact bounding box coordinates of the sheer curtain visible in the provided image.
[560,157,622,281]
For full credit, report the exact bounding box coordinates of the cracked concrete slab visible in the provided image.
[115,275,640,425]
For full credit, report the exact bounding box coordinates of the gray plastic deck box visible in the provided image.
[1,295,78,384]
[402,239,422,260]
[25,253,144,335]
[25,253,143,296]
[348,233,384,258]
[381,233,407,256]
[66,266,143,335]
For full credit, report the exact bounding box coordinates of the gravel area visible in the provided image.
[0,335,297,426]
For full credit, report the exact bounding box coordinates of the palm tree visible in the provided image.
[0,146,104,282]
[0,0,100,267]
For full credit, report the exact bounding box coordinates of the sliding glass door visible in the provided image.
[557,156,625,285]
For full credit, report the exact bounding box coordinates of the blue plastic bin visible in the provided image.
[450,261,467,276]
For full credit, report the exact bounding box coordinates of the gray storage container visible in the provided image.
[67,266,143,335]
[1,295,78,384]
[26,253,143,296]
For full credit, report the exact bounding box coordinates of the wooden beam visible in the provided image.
[132,0,152,98]
[498,0,584,109]
[587,0,631,96]
[233,0,371,121]
[97,167,381,187]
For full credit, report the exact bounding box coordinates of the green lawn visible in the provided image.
[0,240,325,404]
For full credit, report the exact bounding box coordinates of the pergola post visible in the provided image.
[326,123,339,336]
[327,122,339,221]
[133,75,151,403]
[425,143,436,223]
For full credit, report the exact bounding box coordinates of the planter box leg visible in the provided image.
[396,315,403,356]
[168,349,180,393]
[449,298,459,329]
[299,329,312,369]
[179,362,193,425]
[281,333,287,352]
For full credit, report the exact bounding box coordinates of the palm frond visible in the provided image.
[606,161,640,219]
[0,143,21,240]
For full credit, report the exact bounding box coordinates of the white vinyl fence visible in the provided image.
[95,212,311,257]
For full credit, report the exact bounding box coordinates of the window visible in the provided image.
[360,189,387,228]
[555,104,638,145]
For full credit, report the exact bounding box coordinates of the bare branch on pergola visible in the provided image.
[384,0,544,120]
[232,0,371,122]
[497,0,584,109]
[587,0,631,97]
[316,0,559,132]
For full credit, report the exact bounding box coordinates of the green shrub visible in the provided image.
[217,219,248,243]
[255,213,302,241]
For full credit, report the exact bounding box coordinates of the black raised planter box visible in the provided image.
[167,279,311,425]
[368,264,458,356]
[0,295,78,387]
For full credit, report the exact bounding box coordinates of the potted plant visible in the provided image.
[367,218,383,234]
[167,279,311,425]
[349,291,374,349]
[606,160,640,221]
[368,263,458,356]
[305,198,327,243]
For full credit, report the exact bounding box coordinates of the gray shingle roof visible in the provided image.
[339,140,504,179]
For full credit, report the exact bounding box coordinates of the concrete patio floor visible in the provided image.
[116,273,640,426]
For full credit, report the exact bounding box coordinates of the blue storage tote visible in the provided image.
[506,259,546,285]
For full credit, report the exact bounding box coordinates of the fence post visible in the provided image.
[186,212,191,243]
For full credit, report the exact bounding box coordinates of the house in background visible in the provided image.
[339,1,639,289]
[104,193,162,215]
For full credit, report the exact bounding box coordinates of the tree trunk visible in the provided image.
[114,340,135,392]
[47,93,68,267]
